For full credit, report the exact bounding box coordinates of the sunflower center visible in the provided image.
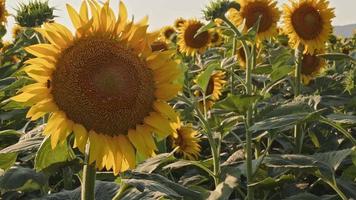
[184,23,210,49]
[211,32,220,43]
[291,4,323,40]
[51,38,156,136]
[244,3,273,33]
[301,54,320,75]
[164,29,175,39]
[206,78,215,96]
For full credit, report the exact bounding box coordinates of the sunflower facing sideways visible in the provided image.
[300,50,326,84]
[161,26,176,42]
[169,123,201,160]
[228,0,280,41]
[173,17,186,30]
[12,0,182,174]
[177,19,212,56]
[194,71,226,110]
[283,0,335,54]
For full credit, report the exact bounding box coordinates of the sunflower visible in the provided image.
[177,19,212,56]
[301,50,325,84]
[283,0,335,54]
[0,0,8,24]
[12,25,23,39]
[161,26,176,42]
[210,30,224,47]
[169,123,201,160]
[228,0,280,41]
[194,71,226,110]
[12,1,182,174]
[174,17,186,30]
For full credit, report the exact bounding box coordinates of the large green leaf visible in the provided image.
[207,166,241,200]
[0,153,17,171]
[121,171,202,200]
[0,167,47,192]
[214,94,262,114]
[196,64,216,94]
[135,153,176,173]
[34,136,75,172]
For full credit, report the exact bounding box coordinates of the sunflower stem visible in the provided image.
[81,141,96,200]
[220,15,254,200]
[113,181,130,200]
[231,37,237,94]
[294,44,304,153]
[245,44,255,200]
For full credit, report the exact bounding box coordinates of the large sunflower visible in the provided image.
[169,123,201,160]
[301,50,326,84]
[12,1,182,174]
[194,71,226,110]
[0,0,8,24]
[228,0,280,41]
[177,19,212,56]
[283,0,335,54]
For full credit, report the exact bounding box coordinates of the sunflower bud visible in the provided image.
[15,0,55,27]
[203,0,240,21]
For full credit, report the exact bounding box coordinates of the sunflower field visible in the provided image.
[0,0,355,199]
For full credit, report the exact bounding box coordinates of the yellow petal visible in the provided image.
[144,112,176,138]
[73,123,88,153]
[117,135,135,169]
[26,99,58,120]
[25,44,59,58]
[25,58,55,69]
[66,4,83,29]
[153,101,179,122]
[128,129,149,158]
[80,1,89,23]
[155,83,181,101]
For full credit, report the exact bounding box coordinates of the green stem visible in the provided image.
[81,141,96,200]
[112,182,130,200]
[244,44,255,200]
[326,180,348,200]
[231,37,237,94]
[294,44,304,153]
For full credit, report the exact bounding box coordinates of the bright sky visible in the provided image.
[4,0,356,39]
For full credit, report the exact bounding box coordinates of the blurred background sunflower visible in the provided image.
[283,0,335,53]
[228,0,280,41]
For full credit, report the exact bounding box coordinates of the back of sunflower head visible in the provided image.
[15,0,55,28]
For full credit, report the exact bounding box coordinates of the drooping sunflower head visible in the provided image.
[169,123,201,160]
[12,1,182,174]
[194,70,226,110]
[301,50,326,84]
[283,0,335,54]
[228,0,280,41]
[177,19,212,56]
[210,30,224,47]
[0,0,8,24]
[161,26,176,42]
[174,18,186,30]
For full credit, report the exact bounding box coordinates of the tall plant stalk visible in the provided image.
[81,141,96,200]
[221,15,254,200]
[294,44,304,153]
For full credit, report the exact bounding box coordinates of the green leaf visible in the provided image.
[0,166,47,192]
[0,153,17,171]
[214,94,262,114]
[326,114,356,124]
[34,136,75,172]
[250,110,321,132]
[270,65,293,81]
[0,130,21,149]
[194,21,215,38]
[252,65,273,74]
[249,175,294,190]
[318,53,355,61]
[135,153,176,173]
[196,64,216,94]
[207,166,241,200]
[121,171,202,200]
[319,116,356,146]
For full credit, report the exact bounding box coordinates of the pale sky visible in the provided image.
[4,0,356,39]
